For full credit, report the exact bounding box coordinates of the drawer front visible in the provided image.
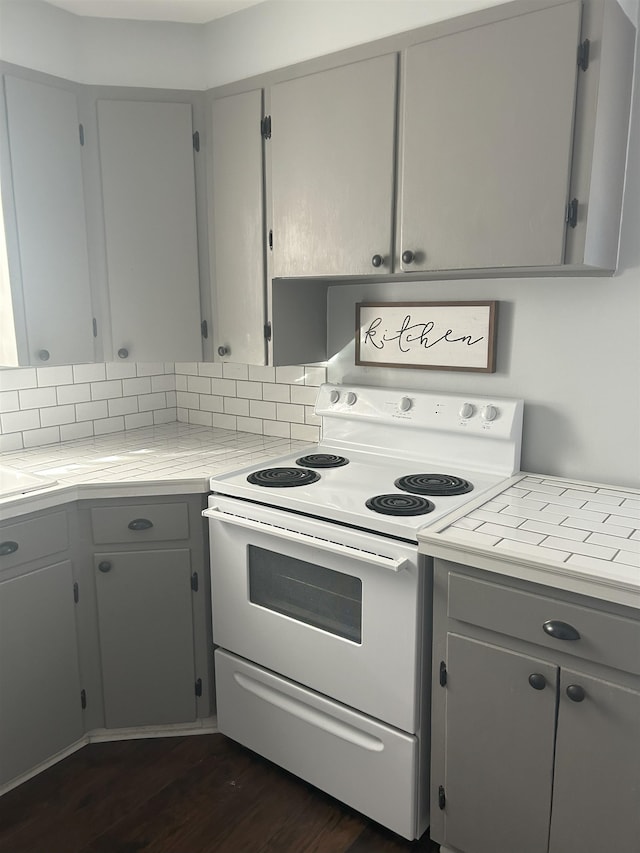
[0,511,69,570]
[215,649,419,840]
[91,503,189,544]
[448,571,640,676]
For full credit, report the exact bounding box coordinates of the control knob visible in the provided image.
[329,390,341,404]
[399,396,412,413]
[481,404,498,422]
[459,402,474,419]
[346,392,357,406]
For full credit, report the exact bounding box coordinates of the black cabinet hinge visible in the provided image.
[92,317,98,338]
[268,228,273,251]
[195,678,203,697]
[79,123,85,146]
[566,198,579,228]
[577,38,590,71]
[201,320,208,339]
[193,130,200,152]
[191,572,199,592]
[80,689,87,710]
[438,785,446,810]
[439,660,447,687]
[261,115,272,140]
[264,321,272,342]
[73,582,79,604]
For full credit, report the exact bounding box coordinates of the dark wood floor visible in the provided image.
[0,734,439,853]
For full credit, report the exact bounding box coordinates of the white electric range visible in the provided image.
[204,383,523,839]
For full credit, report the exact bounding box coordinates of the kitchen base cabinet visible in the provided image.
[87,495,211,730]
[430,560,640,853]
[0,506,84,788]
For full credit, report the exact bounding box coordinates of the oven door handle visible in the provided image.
[203,506,409,573]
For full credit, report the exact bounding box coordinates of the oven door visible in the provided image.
[204,495,427,733]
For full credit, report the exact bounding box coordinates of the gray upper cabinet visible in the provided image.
[270,53,397,278]
[398,1,582,273]
[209,89,267,365]
[97,99,202,362]
[1,75,95,366]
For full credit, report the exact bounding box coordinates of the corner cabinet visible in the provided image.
[269,52,397,277]
[87,495,211,730]
[208,88,267,365]
[96,99,203,363]
[0,74,96,366]
[430,560,640,853]
[0,508,84,788]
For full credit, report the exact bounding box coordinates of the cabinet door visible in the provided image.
[441,634,556,853]
[94,549,196,728]
[2,76,95,365]
[399,1,582,272]
[270,53,396,277]
[549,668,640,853]
[0,561,83,785]
[209,89,266,365]
[97,100,202,362]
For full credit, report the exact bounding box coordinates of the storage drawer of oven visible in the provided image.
[215,649,419,840]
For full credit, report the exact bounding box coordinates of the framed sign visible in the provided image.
[355,301,497,372]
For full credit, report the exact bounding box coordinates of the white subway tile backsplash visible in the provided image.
[76,400,108,422]
[200,395,224,413]
[188,409,213,427]
[303,366,327,386]
[90,380,123,401]
[154,408,177,425]
[276,366,305,385]
[19,387,57,410]
[136,362,166,376]
[94,416,126,436]
[108,396,139,417]
[0,391,19,413]
[250,400,277,420]
[236,381,262,400]
[187,375,211,394]
[263,420,290,438]
[211,378,237,396]
[36,365,74,387]
[106,361,137,380]
[263,383,290,403]
[0,432,24,451]
[197,363,223,378]
[223,363,249,381]
[175,374,188,391]
[175,362,198,375]
[2,408,40,433]
[212,413,236,430]
[60,422,93,442]
[40,405,76,427]
[176,391,200,409]
[305,406,321,426]
[138,392,167,412]
[0,368,37,391]
[291,423,320,442]
[249,365,275,383]
[73,363,106,383]
[123,377,152,396]
[123,412,154,430]
[224,397,250,417]
[22,425,61,447]
[291,385,318,406]
[276,403,305,424]
[236,416,263,434]
[57,383,91,405]
[151,374,176,393]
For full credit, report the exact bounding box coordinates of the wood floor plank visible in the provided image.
[0,735,439,853]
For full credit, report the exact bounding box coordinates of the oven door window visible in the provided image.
[247,546,362,643]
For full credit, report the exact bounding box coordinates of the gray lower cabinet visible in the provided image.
[0,510,84,788]
[88,495,210,730]
[0,74,95,366]
[431,560,640,853]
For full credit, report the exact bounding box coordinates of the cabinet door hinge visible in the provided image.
[439,660,447,687]
[261,115,272,140]
[268,228,273,251]
[73,582,79,604]
[438,785,446,810]
[264,321,272,342]
[201,320,208,339]
[566,198,579,228]
[79,123,85,146]
[191,571,199,592]
[577,38,590,71]
[193,130,200,152]
[80,689,87,710]
[92,317,98,338]
[195,678,203,697]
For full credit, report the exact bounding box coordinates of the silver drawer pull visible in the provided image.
[203,506,408,572]
[0,540,19,556]
[128,518,153,531]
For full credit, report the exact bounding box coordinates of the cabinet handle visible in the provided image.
[217,345,229,357]
[38,349,50,361]
[98,561,112,573]
[371,254,384,268]
[0,540,19,556]
[566,684,586,702]
[401,250,415,265]
[528,673,547,691]
[128,518,153,531]
[117,348,129,359]
[542,620,580,641]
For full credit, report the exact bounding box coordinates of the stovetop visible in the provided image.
[209,382,524,543]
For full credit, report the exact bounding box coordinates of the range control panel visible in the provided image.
[316,383,524,440]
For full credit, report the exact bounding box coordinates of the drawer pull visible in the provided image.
[98,561,112,573]
[0,540,19,556]
[528,673,547,691]
[542,620,580,641]
[128,518,154,531]
[566,684,586,703]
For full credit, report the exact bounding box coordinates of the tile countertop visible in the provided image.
[418,473,640,611]
[0,423,311,520]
